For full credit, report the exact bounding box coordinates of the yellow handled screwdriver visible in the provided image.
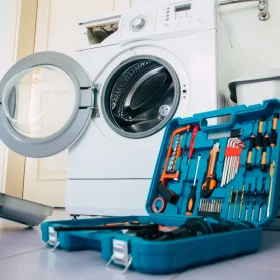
[256,117,266,150]
[246,134,256,170]
[270,113,279,149]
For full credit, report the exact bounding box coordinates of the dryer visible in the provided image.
[0,0,219,216]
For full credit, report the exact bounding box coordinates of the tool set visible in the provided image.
[151,106,279,224]
[42,100,280,275]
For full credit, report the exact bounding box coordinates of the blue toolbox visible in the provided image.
[41,99,280,274]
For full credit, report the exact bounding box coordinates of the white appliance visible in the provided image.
[229,70,280,106]
[0,0,219,216]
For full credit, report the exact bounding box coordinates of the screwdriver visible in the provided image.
[186,155,201,216]
[256,117,266,150]
[270,113,279,149]
[258,178,266,222]
[251,185,258,221]
[201,143,220,198]
[239,184,245,219]
[233,190,239,219]
[246,134,256,170]
[266,161,275,218]
[227,187,234,218]
[245,184,251,221]
[188,126,199,164]
[261,134,270,171]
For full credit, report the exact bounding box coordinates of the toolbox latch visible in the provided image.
[106,239,132,273]
[44,227,60,251]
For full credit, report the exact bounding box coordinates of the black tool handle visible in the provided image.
[157,182,179,205]
[186,186,196,216]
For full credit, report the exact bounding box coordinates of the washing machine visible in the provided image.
[0,0,219,216]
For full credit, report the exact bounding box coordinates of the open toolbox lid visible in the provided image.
[145,98,280,227]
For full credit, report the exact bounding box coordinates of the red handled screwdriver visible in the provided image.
[188,125,199,164]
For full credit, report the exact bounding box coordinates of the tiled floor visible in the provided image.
[1,210,280,280]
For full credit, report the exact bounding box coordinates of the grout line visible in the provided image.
[0,248,44,261]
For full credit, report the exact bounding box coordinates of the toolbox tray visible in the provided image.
[41,99,280,274]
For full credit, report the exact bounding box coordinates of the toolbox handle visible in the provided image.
[194,106,246,131]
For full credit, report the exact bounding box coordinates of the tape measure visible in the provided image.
[151,197,167,213]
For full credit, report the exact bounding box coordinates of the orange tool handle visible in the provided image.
[261,134,269,171]
[247,151,253,165]
[201,146,219,198]
[202,177,217,191]
[273,114,279,130]
[160,125,191,186]
[186,186,196,216]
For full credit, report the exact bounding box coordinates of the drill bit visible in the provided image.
[227,187,234,218]
[233,190,239,219]
[251,185,258,221]
[258,178,266,222]
[266,161,275,217]
[239,184,245,219]
[245,184,251,221]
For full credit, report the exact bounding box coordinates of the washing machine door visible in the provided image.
[0,51,93,158]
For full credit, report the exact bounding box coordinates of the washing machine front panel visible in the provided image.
[67,28,217,180]
[0,52,93,158]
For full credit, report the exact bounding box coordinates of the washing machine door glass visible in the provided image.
[0,51,93,158]
[102,58,180,139]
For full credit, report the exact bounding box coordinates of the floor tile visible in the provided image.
[0,249,177,280]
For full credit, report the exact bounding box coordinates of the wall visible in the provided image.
[131,0,280,106]
[0,0,20,193]
[217,0,280,106]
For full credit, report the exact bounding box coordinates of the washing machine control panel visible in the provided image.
[121,0,215,42]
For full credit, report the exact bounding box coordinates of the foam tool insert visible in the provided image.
[40,99,280,275]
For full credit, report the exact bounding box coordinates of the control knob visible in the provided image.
[130,16,146,31]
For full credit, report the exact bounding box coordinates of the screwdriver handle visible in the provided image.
[188,125,199,161]
[256,117,266,150]
[261,134,270,171]
[246,134,256,170]
[270,113,279,148]
[186,186,197,216]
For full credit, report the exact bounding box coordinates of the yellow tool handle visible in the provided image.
[261,151,267,165]
[247,151,252,164]
[273,117,278,130]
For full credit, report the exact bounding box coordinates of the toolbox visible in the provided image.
[41,99,280,274]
